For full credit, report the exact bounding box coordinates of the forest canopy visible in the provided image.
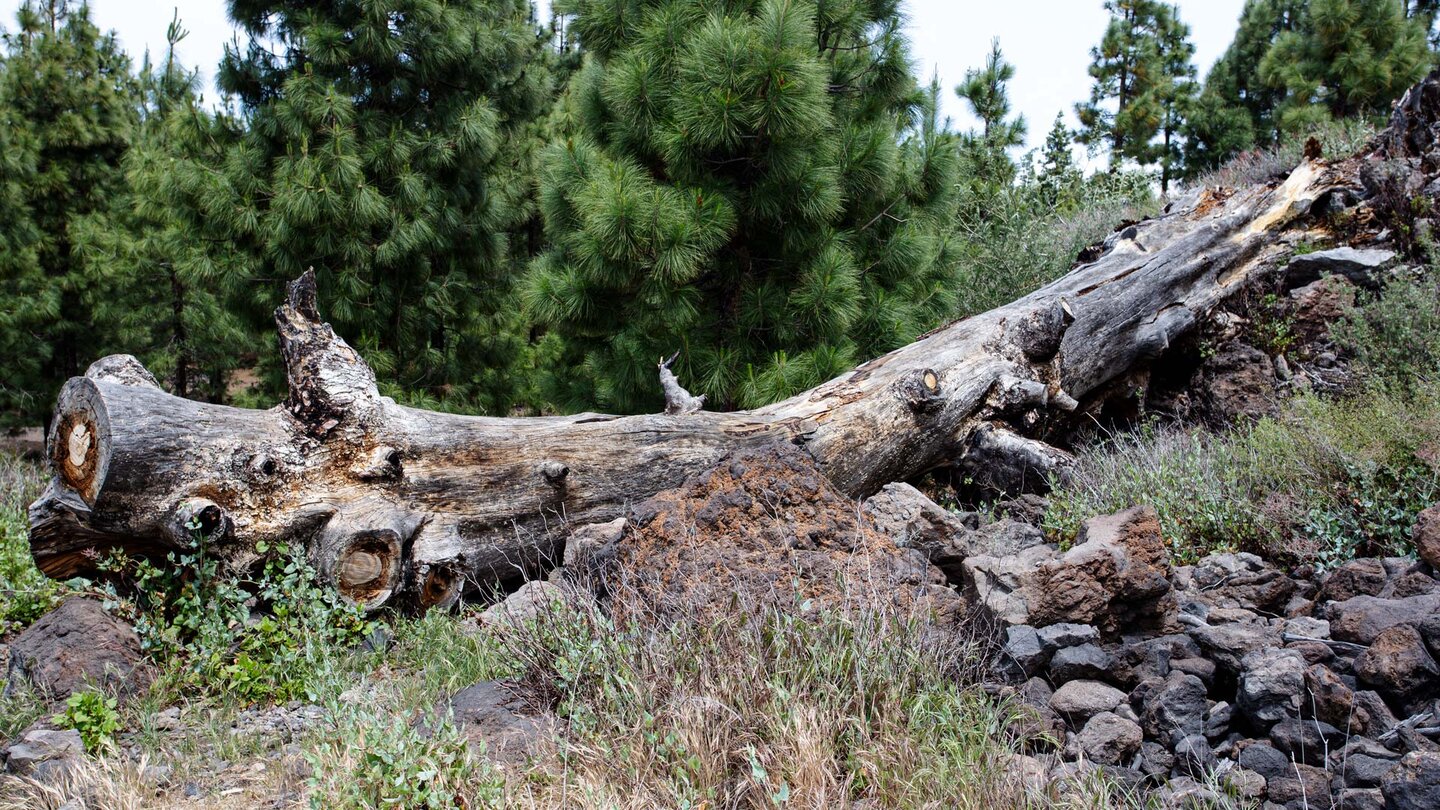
[0,0,1434,426]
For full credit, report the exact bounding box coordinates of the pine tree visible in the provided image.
[1077,1,1197,188]
[78,14,252,402]
[955,39,1026,188]
[1260,0,1430,130]
[1150,7,1198,193]
[215,0,553,413]
[525,0,960,413]
[1037,113,1082,208]
[0,0,139,425]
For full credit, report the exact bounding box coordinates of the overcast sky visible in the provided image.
[1,0,1251,156]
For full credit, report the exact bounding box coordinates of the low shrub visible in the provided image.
[1045,383,1440,566]
[304,708,502,810]
[0,452,62,631]
[1333,269,1440,389]
[488,584,1030,808]
[101,529,374,705]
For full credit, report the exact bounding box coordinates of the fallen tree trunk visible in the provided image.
[34,73,1424,609]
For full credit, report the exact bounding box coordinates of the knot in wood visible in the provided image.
[897,368,943,413]
[541,461,570,484]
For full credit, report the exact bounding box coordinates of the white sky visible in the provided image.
[1,0,1250,157]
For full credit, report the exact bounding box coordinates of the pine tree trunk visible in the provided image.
[33,63,1436,611]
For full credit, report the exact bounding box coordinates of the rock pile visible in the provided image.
[950,497,1440,810]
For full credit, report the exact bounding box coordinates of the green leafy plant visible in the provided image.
[0,452,64,631]
[1334,269,1440,389]
[101,521,373,704]
[305,710,501,810]
[56,689,121,753]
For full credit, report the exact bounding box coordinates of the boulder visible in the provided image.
[1340,754,1401,788]
[1236,740,1291,784]
[1196,341,1279,423]
[2,728,83,776]
[481,580,576,626]
[1001,625,1049,679]
[1074,711,1143,766]
[1049,680,1127,721]
[1392,570,1438,598]
[1205,701,1233,741]
[862,483,975,581]
[1354,624,1440,709]
[448,681,547,765]
[963,544,1058,627]
[1047,643,1114,682]
[1381,751,1440,810]
[1288,275,1356,344]
[562,517,627,574]
[6,597,149,701]
[1237,649,1306,728]
[1036,622,1099,652]
[1266,762,1335,807]
[1414,505,1440,571]
[1191,620,1282,674]
[1270,717,1346,766]
[1283,246,1395,288]
[1139,740,1175,777]
[1173,733,1219,778]
[1025,506,1177,638]
[1334,787,1385,810]
[616,445,966,623]
[1137,671,1207,744]
[1328,594,1440,644]
[1305,664,1380,735]
[1321,559,1390,603]
[1190,552,1296,614]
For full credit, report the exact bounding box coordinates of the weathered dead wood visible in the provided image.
[32,88,1394,608]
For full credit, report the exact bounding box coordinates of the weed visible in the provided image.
[100,532,373,705]
[1333,269,1440,389]
[56,689,122,753]
[0,452,64,631]
[304,708,502,810]
[1046,384,1440,566]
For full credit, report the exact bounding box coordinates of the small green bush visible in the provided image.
[0,452,62,631]
[952,172,1156,319]
[103,528,374,705]
[1333,270,1440,389]
[55,689,122,753]
[305,709,501,810]
[492,589,1025,807]
[1045,384,1440,566]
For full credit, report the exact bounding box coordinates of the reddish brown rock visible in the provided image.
[1356,624,1440,709]
[1026,506,1177,638]
[613,444,965,624]
[7,597,150,702]
[1414,505,1440,571]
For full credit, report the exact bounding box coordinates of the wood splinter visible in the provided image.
[658,352,706,415]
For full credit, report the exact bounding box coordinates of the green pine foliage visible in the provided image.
[1260,0,1432,131]
[1076,0,1196,179]
[955,39,1026,189]
[525,0,961,413]
[76,15,252,402]
[0,0,139,426]
[214,0,553,414]
[1036,113,1083,209]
